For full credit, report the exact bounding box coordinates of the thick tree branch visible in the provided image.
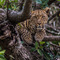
[43,36,60,41]
[0,36,60,41]
[8,0,32,24]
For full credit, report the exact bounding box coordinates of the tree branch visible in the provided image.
[45,24,60,33]
[0,36,60,41]
[43,36,60,41]
[46,29,59,35]
[8,0,32,24]
[50,42,60,48]
[48,10,60,23]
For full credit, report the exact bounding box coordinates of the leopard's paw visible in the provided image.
[21,32,33,44]
[34,31,46,42]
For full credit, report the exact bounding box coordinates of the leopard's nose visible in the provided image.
[37,24,41,29]
[38,25,41,28]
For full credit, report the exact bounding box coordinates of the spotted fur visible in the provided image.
[18,7,49,44]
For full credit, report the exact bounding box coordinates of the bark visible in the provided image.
[8,0,32,24]
[18,0,24,11]
[0,21,33,60]
[48,10,60,23]
[43,36,60,41]
[10,28,33,60]
[45,24,59,33]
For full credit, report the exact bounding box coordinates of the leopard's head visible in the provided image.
[31,7,50,31]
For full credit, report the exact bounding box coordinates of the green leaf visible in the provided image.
[37,49,43,56]
[35,42,39,49]
[0,47,2,50]
[48,53,54,60]
[18,23,21,28]
[57,0,60,1]
[9,55,14,59]
[36,0,42,4]
[40,41,45,45]
[0,50,6,55]
[39,46,43,49]
[30,48,36,52]
[0,55,6,59]
[21,41,24,44]
[43,51,51,60]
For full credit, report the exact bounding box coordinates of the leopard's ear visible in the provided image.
[44,7,50,15]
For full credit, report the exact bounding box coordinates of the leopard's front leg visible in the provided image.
[34,29,46,42]
[18,27,33,44]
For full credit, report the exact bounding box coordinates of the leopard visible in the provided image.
[17,7,50,44]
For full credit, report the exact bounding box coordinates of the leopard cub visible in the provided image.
[18,7,50,44]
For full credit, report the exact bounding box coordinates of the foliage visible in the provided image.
[0,0,49,9]
[0,47,6,60]
[0,0,18,10]
[57,0,60,1]
[35,0,49,8]
[0,0,5,8]
[0,0,60,9]
[31,41,60,60]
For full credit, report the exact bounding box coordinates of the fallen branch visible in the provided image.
[45,24,60,33]
[0,36,60,42]
[43,36,60,41]
[50,42,60,48]
[48,10,60,22]
[46,29,59,35]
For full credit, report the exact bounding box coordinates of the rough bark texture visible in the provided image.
[48,10,60,22]
[0,21,33,60]
[8,0,32,24]
[0,0,33,60]
[18,0,24,11]
[43,36,60,41]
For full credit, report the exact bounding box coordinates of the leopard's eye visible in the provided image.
[33,16,37,18]
[42,16,45,18]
